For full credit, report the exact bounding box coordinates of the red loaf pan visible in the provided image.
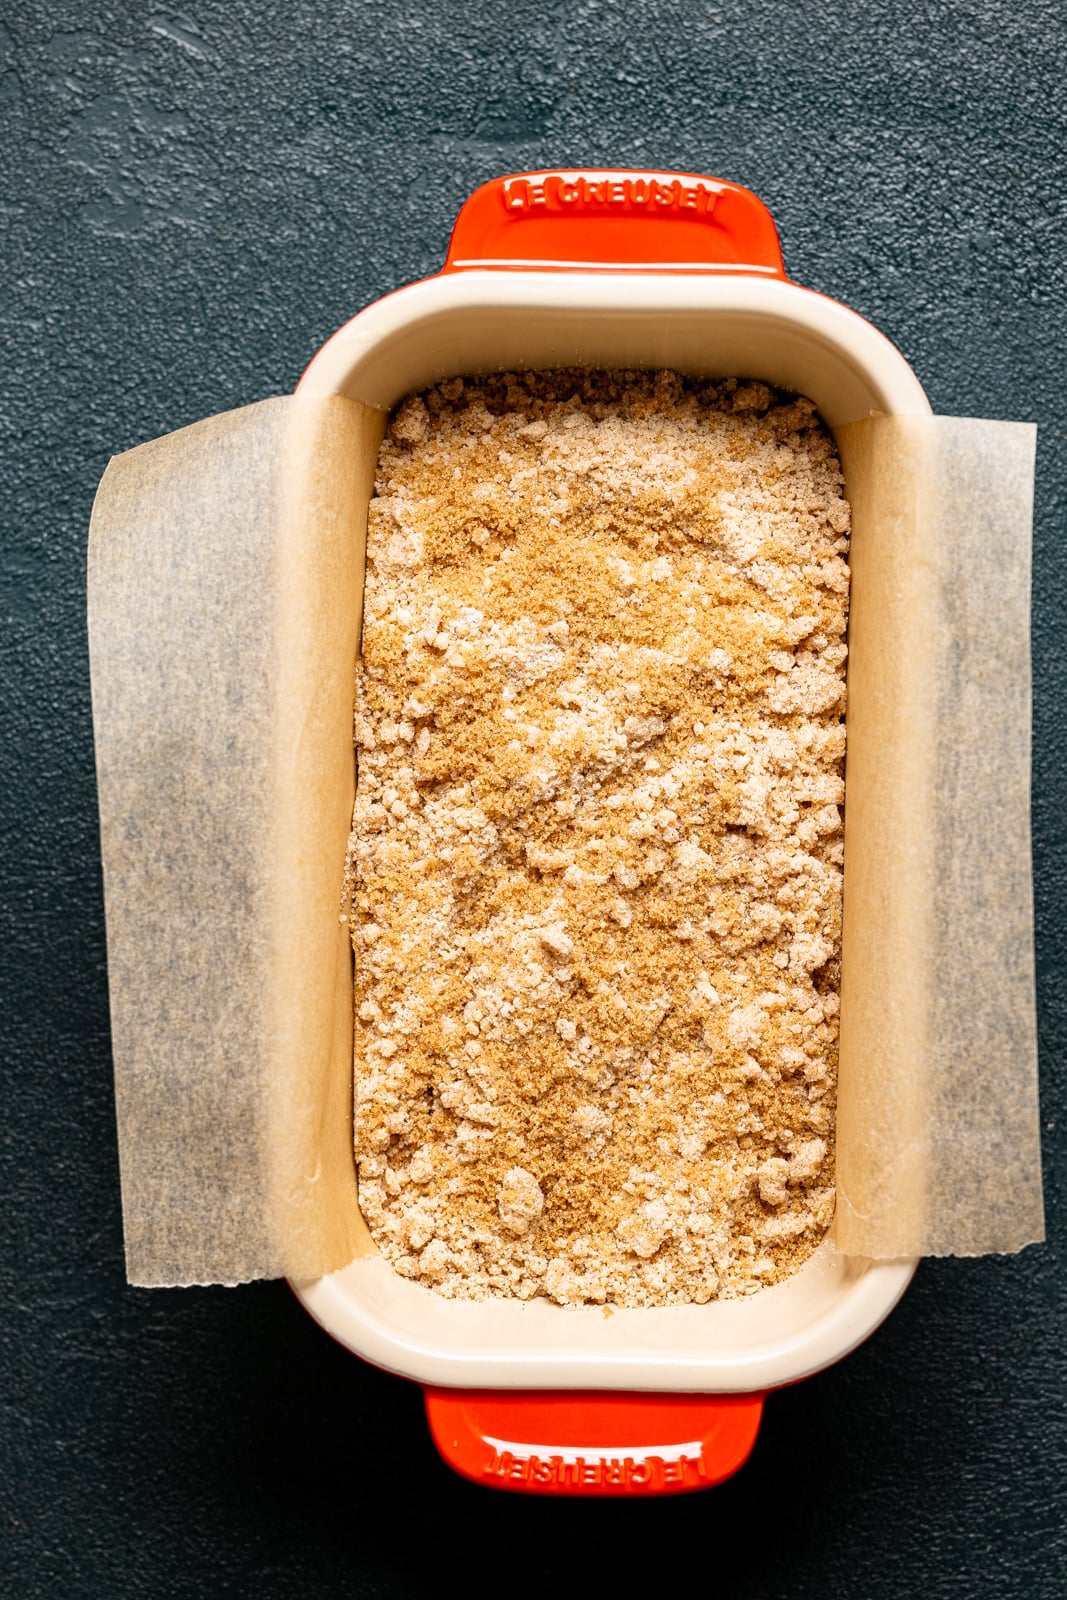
[291,169,926,1496]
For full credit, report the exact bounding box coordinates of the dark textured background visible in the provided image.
[3,1,1065,1595]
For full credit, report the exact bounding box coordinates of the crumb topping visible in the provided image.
[348,369,849,1307]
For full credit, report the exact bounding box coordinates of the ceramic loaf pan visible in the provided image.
[292,170,926,1496]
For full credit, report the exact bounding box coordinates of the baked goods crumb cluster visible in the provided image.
[348,368,849,1306]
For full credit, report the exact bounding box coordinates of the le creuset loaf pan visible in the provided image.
[291,169,926,1497]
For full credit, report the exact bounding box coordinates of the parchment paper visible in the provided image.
[835,414,1042,1257]
[88,402,1042,1286]
[88,396,384,1284]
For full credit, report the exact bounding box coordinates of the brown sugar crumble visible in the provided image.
[349,368,850,1307]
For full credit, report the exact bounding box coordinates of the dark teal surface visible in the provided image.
[3,2,1065,1594]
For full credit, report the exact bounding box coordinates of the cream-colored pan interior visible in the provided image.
[291,268,925,1393]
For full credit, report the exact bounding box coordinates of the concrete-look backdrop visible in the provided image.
[3,2,1064,1595]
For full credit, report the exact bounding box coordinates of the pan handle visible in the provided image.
[441,168,786,277]
[423,1387,765,1496]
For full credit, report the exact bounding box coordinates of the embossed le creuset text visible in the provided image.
[501,173,723,217]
